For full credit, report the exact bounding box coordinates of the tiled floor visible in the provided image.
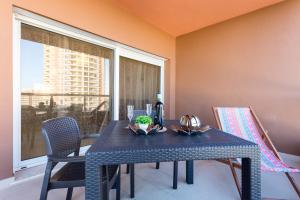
[0,153,299,200]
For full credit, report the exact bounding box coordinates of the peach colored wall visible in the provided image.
[0,1,13,180]
[0,0,175,179]
[176,0,300,155]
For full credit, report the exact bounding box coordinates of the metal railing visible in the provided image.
[20,92,111,160]
[21,92,110,112]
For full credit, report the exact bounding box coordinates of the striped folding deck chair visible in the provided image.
[213,106,300,199]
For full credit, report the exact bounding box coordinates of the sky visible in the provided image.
[20,39,111,94]
[20,39,44,89]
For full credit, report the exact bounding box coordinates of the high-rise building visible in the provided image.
[43,45,105,110]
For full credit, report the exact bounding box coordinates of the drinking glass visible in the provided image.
[146,104,152,116]
[127,105,134,124]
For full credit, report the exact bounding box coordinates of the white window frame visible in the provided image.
[12,8,165,172]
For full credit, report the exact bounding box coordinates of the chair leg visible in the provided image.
[66,188,73,200]
[286,172,300,198]
[40,161,53,200]
[228,160,242,199]
[156,162,160,169]
[186,160,194,184]
[116,165,121,200]
[173,161,178,189]
[130,164,135,198]
[126,164,130,174]
[30,125,36,149]
[102,181,109,200]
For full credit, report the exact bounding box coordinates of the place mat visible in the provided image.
[129,124,165,135]
[158,126,167,133]
[170,124,211,136]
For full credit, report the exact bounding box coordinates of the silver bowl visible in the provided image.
[180,115,201,132]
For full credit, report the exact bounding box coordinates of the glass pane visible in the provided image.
[20,23,113,161]
[119,56,161,120]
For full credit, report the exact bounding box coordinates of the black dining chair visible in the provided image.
[126,110,179,198]
[40,117,121,200]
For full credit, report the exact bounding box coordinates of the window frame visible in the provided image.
[13,7,165,172]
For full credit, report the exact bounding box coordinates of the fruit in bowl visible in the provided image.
[135,115,153,132]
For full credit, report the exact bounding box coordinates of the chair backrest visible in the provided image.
[214,107,262,143]
[21,105,36,123]
[41,117,81,158]
[214,107,300,173]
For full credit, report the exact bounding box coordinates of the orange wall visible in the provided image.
[0,1,13,180]
[176,0,300,155]
[0,0,175,179]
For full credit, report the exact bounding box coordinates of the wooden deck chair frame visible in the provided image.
[212,106,300,199]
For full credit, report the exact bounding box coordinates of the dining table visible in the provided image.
[85,120,261,200]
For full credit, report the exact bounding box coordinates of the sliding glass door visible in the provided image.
[20,24,113,161]
[119,56,161,120]
[14,9,165,170]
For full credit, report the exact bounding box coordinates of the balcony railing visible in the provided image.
[21,92,111,160]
